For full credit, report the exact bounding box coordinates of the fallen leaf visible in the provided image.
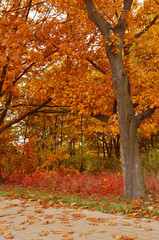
[3,233,14,239]
[35,209,44,213]
[112,234,123,239]
[134,218,142,224]
[135,225,141,228]
[27,215,37,219]
[122,222,131,226]
[39,230,49,236]
[144,227,152,231]
[0,220,7,224]
[79,232,92,237]
[71,203,79,207]
[121,234,137,240]
[86,217,105,222]
[51,229,63,234]
[71,213,85,220]
[64,224,74,227]
[128,234,137,239]
[104,221,117,226]
[15,226,25,231]
[42,220,56,225]
[45,214,53,219]
[63,234,68,237]
[131,205,141,210]
[62,237,74,240]
[67,231,74,234]
[89,223,98,225]
[0,225,10,230]
[124,216,134,219]
[31,239,42,240]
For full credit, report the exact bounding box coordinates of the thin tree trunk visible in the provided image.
[113,134,120,159]
[0,162,3,184]
[80,114,84,155]
[102,134,106,158]
[97,133,100,158]
[54,115,57,152]
[60,115,63,147]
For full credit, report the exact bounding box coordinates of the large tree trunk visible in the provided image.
[110,56,146,198]
[83,0,147,198]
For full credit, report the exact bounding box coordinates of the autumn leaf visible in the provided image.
[0,225,10,230]
[39,230,49,236]
[44,214,53,219]
[35,209,44,214]
[135,225,141,228]
[144,227,152,231]
[112,234,124,239]
[15,226,26,231]
[51,229,64,234]
[104,221,117,226]
[122,222,131,226]
[71,213,86,220]
[3,233,14,239]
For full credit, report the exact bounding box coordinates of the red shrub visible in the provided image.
[2,171,159,196]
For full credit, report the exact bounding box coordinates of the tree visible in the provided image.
[82,0,158,198]
[0,0,66,135]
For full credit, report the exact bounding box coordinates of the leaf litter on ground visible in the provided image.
[0,184,158,219]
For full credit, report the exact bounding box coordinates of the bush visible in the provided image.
[141,149,159,176]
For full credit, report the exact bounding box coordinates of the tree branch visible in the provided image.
[25,0,32,21]
[135,15,158,39]
[84,0,110,37]
[0,98,52,135]
[124,0,133,11]
[137,106,158,127]
[0,94,12,126]
[86,57,106,74]
[0,65,7,94]
[2,1,48,13]
[124,15,158,56]
[92,114,109,123]
[0,49,58,98]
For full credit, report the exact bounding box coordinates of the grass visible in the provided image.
[0,183,159,219]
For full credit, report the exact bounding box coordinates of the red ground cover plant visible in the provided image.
[2,170,123,196]
[2,170,159,196]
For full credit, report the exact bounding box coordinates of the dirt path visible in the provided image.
[0,196,158,240]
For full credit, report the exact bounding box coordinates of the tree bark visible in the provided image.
[110,57,146,198]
